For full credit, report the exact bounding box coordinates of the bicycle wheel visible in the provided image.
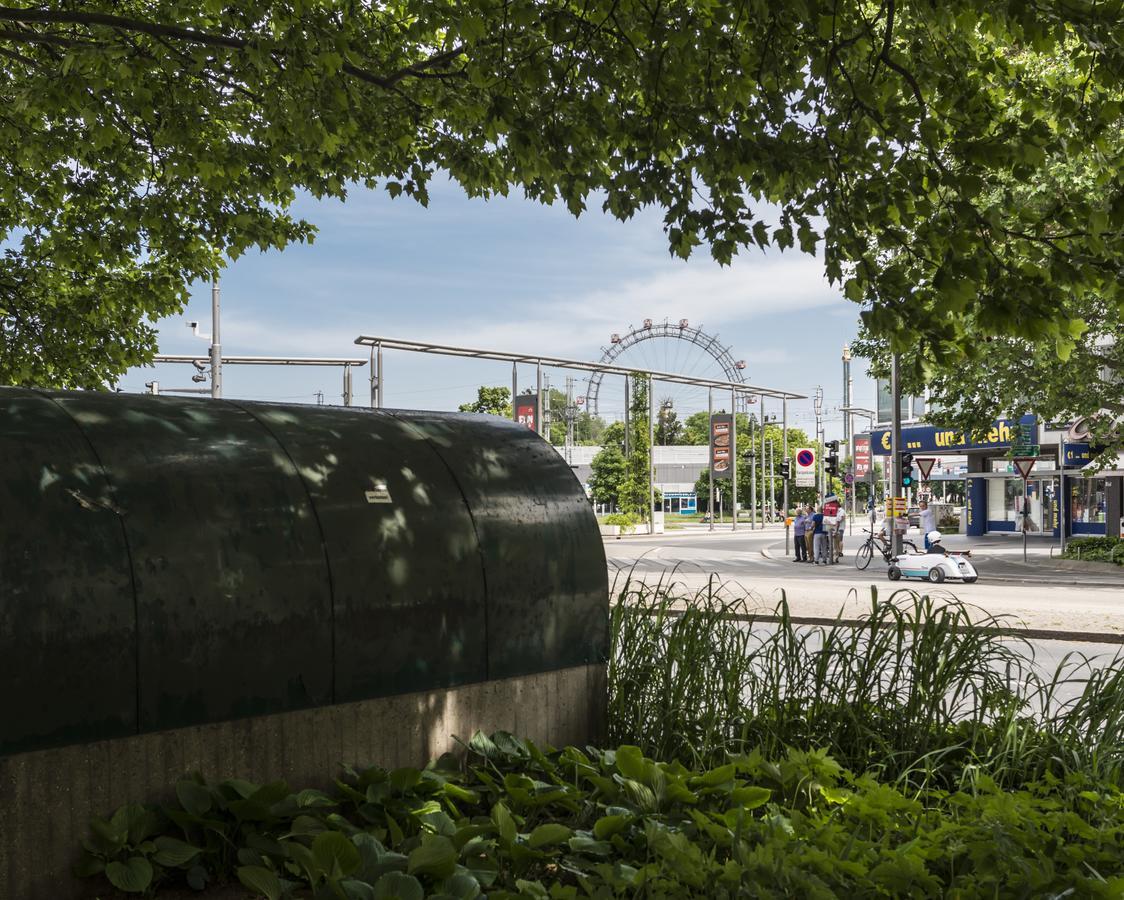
[855,542,873,570]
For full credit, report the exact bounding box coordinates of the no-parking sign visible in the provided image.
[795,447,816,487]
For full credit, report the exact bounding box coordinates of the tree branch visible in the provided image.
[0,7,467,90]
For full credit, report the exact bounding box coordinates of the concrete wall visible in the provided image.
[0,663,606,900]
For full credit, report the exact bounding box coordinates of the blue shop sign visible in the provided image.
[870,415,1037,456]
[1061,442,1105,467]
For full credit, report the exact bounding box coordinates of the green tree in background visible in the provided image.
[458,385,512,417]
[3,3,1122,389]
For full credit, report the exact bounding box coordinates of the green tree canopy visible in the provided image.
[2,2,1122,386]
[458,385,512,417]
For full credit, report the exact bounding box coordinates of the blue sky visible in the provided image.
[119,179,875,440]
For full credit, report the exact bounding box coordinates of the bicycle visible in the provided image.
[854,528,918,570]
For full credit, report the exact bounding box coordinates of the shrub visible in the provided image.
[82,733,1124,899]
[601,512,639,528]
[1062,536,1124,564]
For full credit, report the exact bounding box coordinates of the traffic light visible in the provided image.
[780,459,791,480]
[900,451,915,489]
[825,440,840,477]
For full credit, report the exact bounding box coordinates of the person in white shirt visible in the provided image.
[919,500,937,549]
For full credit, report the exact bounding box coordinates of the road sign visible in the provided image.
[844,472,854,484]
[915,457,936,481]
[795,447,816,487]
[1013,457,1036,480]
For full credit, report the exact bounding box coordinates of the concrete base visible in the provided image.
[0,663,606,900]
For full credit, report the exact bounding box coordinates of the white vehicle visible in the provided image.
[887,531,978,584]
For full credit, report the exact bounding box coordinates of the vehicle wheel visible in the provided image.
[855,544,873,571]
[888,565,902,581]
[928,567,945,584]
[962,576,978,584]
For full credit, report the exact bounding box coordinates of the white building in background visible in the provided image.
[557,444,710,515]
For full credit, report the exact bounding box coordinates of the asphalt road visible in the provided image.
[604,523,1124,638]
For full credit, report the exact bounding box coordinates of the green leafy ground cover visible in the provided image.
[82,588,1124,898]
[1061,537,1124,566]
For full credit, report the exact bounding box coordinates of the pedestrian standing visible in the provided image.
[812,505,830,564]
[834,506,847,562]
[792,507,807,561]
[823,494,840,564]
[803,505,815,562]
[919,500,937,550]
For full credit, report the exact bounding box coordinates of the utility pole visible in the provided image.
[210,277,222,399]
[814,386,824,498]
[565,376,575,463]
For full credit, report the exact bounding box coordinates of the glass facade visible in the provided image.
[875,379,925,424]
[1070,478,1107,524]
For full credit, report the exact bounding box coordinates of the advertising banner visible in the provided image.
[795,447,816,487]
[709,414,733,480]
[514,395,537,432]
[854,436,871,478]
[870,415,1037,456]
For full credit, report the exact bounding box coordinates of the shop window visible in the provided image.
[1070,478,1107,523]
[987,479,1023,523]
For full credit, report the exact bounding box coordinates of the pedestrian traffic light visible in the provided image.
[900,451,914,489]
[780,459,791,480]
[825,440,840,477]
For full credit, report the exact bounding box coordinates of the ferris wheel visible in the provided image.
[582,319,750,419]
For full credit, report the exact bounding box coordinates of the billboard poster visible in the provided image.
[514,395,537,432]
[854,436,871,478]
[869,415,1037,455]
[709,414,733,480]
[795,447,816,487]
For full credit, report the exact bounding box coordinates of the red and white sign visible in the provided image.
[1013,458,1036,480]
[514,396,537,431]
[854,437,871,478]
[915,457,936,481]
[795,447,816,487]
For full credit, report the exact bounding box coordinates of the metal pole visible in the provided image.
[783,398,789,555]
[843,345,854,534]
[343,365,352,407]
[708,387,714,532]
[750,407,757,529]
[210,277,222,399]
[730,389,738,532]
[373,343,382,406]
[1058,442,1067,554]
[536,361,544,437]
[624,376,631,459]
[376,343,384,408]
[649,375,656,533]
[761,397,768,525]
[890,353,902,556]
[511,363,518,421]
[768,438,775,526]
